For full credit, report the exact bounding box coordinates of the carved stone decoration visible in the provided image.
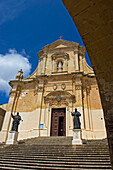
[61,84,66,90]
[86,86,91,96]
[15,69,23,81]
[44,91,75,105]
[56,94,61,102]
[38,86,43,92]
[34,84,38,95]
[75,85,82,90]
[75,79,82,90]
[51,52,69,73]
[51,52,69,61]
[9,89,20,97]
[34,89,38,95]
[53,84,57,90]
[10,91,16,97]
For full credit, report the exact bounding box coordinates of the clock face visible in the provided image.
[56,94,61,102]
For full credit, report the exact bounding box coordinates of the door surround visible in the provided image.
[50,108,66,136]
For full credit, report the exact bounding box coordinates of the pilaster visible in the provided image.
[1,84,20,142]
[74,51,79,71]
[79,54,83,72]
[52,57,56,72]
[36,80,44,136]
[41,54,47,74]
[75,78,86,138]
[63,56,68,72]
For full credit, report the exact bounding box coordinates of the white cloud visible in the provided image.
[0,49,31,95]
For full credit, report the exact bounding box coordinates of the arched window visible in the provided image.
[57,61,63,72]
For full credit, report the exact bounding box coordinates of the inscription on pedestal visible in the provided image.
[72,129,82,145]
[6,131,18,145]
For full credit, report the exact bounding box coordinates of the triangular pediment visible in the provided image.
[41,39,79,52]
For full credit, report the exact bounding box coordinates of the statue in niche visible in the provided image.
[71,108,81,129]
[11,112,23,132]
[57,61,63,72]
[15,69,23,81]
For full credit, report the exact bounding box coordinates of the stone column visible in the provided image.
[41,54,47,74]
[38,59,42,74]
[44,106,48,128]
[79,54,83,72]
[63,58,67,72]
[36,80,44,136]
[75,79,86,139]
[52,57,55,72]
[88,87,94,134]
[86,87,93,131]
[74,51,79,71]
[47,104,51,136]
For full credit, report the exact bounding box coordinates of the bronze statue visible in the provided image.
[71,108,81,129]
[11,112,23,132]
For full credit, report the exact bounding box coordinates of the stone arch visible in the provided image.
[62,0,113,168]
[44,90,75,105]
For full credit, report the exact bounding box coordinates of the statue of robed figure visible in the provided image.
[11,112,22,132]
[71,108,81,129]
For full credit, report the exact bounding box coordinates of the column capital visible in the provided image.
[38,86,44,92]
[74,50,79,54]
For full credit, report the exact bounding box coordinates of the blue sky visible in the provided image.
[0,0,91,105]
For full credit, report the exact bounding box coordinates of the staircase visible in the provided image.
[0,137,111,169]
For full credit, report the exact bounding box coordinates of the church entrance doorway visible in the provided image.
[50,108,66,136]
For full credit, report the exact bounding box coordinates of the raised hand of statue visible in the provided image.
[11,113,14,119]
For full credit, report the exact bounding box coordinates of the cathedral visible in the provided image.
[0,39,106,143]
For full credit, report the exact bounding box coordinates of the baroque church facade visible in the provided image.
[0,39,106,143]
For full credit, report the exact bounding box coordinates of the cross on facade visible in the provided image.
[59,36,63,39]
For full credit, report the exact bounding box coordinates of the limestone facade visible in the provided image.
[0,39,106,143]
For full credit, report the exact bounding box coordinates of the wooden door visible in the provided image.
[50,108,66,136]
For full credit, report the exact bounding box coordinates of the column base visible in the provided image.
[6,131,18,145]
[72,129,82,145]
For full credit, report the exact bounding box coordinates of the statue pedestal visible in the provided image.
[72,129,82,145]
[6,131,18,145]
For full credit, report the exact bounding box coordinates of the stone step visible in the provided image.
[0,161,111,169]
[0,149,109,153]
[2,145,109,149]
[0,156,110,161]
[0,138,111,169]
[19,137,108,146]
[1,145,108,150]
[0,154,110,160]
[0,164,111,170]
[0,158,111,164]
[0,148,109,151]
[0,152,110,157]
